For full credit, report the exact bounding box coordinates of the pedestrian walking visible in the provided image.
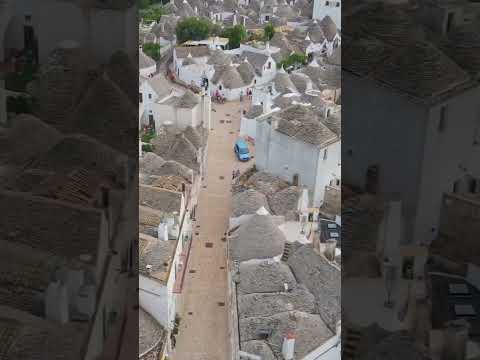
[232,170,236,180]
[236,169,241,178]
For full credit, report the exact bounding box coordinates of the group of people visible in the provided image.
[240,89,253,102]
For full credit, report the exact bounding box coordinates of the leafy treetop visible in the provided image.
[176,17,213,43]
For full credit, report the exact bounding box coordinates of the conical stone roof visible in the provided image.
[230,213,286,262]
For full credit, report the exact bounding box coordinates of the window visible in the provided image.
[447,12,455,33]
[336,1,340,6]
[265,15,270,21]
[438,105,447,132]
[139,92,143,103]
[148,114,155,128]
[219,85,223,90]
[148,93,152,99]
[325,0,329,4]
[453,180,460,193]
[469,178,477,193]
[267,62,271,69]
[323,148,328,160]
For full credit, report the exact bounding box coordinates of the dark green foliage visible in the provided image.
[221,25,248,49]
[264,22,275,41]
[278,52,307,69]
[142,143,154,152]
[140,5,164,23]
[141,129,156,143]
[176,17,212,43]
[143,43,161,61]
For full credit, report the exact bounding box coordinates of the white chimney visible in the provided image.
[233,13,238,26]
[282,331,296,360]
[265,41,271,53]
[45,281,69,324]
[381,200,403,269]
[324,239,337,261]
[194,5,198,14]
[63,269,84,301]
[75,284,96,318]
[158,222,169,241]
[263,96,272,114]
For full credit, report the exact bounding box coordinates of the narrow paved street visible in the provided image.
[173,100,252,360]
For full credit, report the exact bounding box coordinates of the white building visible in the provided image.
[139,73,177,128]
[256,104,341,207]
[343,2,480,245]
[312,0,341,29]
[173,45,211,80]
[153,90,212,131]
[2,0,137,65]
[139,186,190,331]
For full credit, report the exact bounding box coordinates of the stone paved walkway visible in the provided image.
[172,100,253,360]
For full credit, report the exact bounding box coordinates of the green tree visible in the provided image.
[222,25,247,49]
[140,6,164,23]
[176,17,212,43]
[278,52,307,69]
[143,43,161,61]
[264,22,275,41]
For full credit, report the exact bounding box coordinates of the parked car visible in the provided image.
[234,139,250,161]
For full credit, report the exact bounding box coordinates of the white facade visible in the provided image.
[343,71,480,245]
[33,0,137,65]
[179,62,215,89]
[313,0,341,29]
[256,119,341,207]
[152,93,212,131]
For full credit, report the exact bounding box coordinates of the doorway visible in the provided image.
[365,165,379,194]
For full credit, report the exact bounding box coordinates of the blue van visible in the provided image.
[234,139,250,161]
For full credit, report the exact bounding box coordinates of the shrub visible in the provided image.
[221,25,247,49]
[176,17,212,43]
[264,22,275,41]
[143,43,161,61]
[142,144,154,152]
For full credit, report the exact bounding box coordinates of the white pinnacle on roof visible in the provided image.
[257,206,270,215]
[305,32,311,42]
[187,52,192,58]
[309,57,320,67]
[244,57,249,63]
